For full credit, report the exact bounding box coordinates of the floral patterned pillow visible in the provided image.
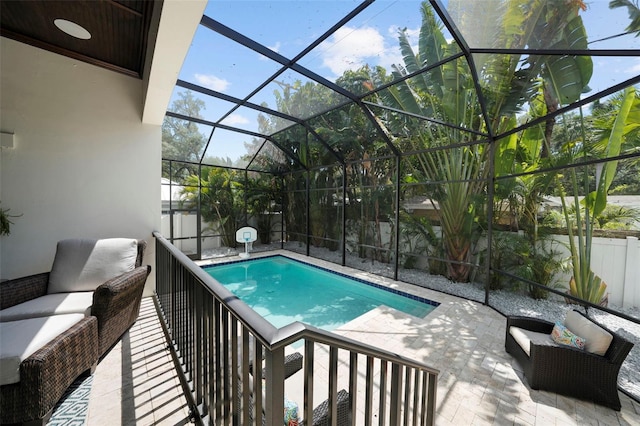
[551,322,586,350]
[283,396,299,425]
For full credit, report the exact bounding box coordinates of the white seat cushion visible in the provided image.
[509,326,557,357]
[564,310,613,356]
[0,314,85,385]
[47,238,137,294]
[0,292,93,322]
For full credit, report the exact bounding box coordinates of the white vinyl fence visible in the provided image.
[552,235,640,309]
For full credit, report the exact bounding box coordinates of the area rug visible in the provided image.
[47,374,93,425]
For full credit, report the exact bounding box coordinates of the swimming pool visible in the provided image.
[203,255,438,331]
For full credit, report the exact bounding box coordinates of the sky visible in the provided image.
[169,0,640,164]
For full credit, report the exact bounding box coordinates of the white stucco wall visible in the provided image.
[0,38,161,294]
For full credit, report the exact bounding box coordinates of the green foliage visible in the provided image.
[610,0,640,36]
[371,1,592,282]
[588,87,638,217]
[484,228,562,298]
[553,90,639,308]
[597,205,640,229]
[245,173,281,244]
[0,204,21,236]
[398,212,447,275]
[181,167,244,247]
[162,92,207,179]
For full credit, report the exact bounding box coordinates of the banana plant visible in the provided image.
[560,86,638,304]
[372,1,591,282]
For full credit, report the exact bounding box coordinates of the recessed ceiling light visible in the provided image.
[53,19,91,40]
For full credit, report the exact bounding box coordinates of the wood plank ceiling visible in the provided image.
[0,0,156,78]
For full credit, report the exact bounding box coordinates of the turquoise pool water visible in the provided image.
[204,255,438,331]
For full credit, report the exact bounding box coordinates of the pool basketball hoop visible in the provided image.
[236,226,257,258]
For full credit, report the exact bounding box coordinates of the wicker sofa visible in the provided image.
[505,310,633,410]
[0,238,151,425]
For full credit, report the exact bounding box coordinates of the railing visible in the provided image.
[153,232,439,425]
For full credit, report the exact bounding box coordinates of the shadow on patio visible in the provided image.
[86,298,191,425]
[84,291,639,425]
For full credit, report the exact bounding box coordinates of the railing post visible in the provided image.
[389,363,402,426]
[264,346,285,425]
[426,372,437,426]
[379,360,388,426]
[304,341,315,425]
[349,352,358,426]
[241,330,251,425]
[365,356,374,426]
[329,346,338,425]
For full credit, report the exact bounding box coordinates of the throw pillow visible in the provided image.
[564,310,613,356]
[551,322,586,350]
[283,396,299,426]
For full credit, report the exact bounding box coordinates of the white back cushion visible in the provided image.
[564,310,613,356]
[48,238,137,294]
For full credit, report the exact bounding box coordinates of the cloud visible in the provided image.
[627,59,640,74]
[259,42,281,61]
[269,41,281,53]
[194,74,230,92]
[319,26,387,76]
[222,114,250,126]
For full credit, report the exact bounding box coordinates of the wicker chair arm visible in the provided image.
[506,316,554,334]
[13,317,98,421]
[605,333,634,366]
[93,265,150,300]
[0,273,49,310]
[531,340,606,363]
[92,265,151,356]
[528,341,623,385]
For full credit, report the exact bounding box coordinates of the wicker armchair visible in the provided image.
[0,239,151,424]
[505,313,633,410]
[0,240,150,357]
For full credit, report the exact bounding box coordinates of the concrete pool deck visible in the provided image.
[202,250,640,425]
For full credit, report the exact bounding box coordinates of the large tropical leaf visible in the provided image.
[378,78,424,117]
[542,16,593,105]
[610,0,640,36]
[417,3,448,97]
[590,86,637,217]
[494,117,519,178]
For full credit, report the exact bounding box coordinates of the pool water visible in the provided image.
[204,255,438,331]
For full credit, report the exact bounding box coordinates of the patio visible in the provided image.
[1,0,639,424]
[83,251,639,425]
